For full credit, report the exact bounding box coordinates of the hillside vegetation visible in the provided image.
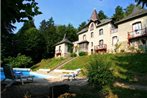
[32,53,147,75]
[32,53,147,97]
[31,57,70,71]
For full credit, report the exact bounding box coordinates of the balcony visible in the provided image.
[128,28,147,40]
[94,44,107,53]
[56,50,62,56]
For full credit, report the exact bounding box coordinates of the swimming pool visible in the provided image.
[0,68,52,80]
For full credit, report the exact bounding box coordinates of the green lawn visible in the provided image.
[61,55,91,70]
[31,57,69,71]
[31,53,147,97]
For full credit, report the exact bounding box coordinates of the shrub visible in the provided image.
[120,49,125,53]
[4,53,32,68]
[70,53,77,57]
[79,51,87,56]
[87,55,115,90]
[114,43,121,53]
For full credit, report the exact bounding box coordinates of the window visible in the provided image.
[91,42,93,47]
[132,22,142,31]
[91,32,94,38]
[99,29,103,35]
[132,22,142,35]
[112,36,118,46]
[90,23,94,31]
[59,46,61,51]
[83,35,86,40]
[99,40,104,45]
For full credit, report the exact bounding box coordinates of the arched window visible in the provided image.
[99,39,104,45]
[90,23,94,31]
[83,34,86,40]
[99,29,103,35]
[112,36,118,46]
[91,32,94,38]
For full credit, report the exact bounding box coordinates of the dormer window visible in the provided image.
[99,29,103,35]
[83,34,86,40]
[90,23,94,31]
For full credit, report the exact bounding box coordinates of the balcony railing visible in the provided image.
[128,28,147,39]
[94,44,107,52]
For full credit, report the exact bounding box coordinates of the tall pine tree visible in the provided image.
[112,6,125,22]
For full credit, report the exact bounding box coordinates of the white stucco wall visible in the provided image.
[55,43,69,57]
[77,15,147,54]
[78,22,114,54]
[117,16,147,51]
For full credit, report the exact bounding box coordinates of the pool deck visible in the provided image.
[1,75,88,98]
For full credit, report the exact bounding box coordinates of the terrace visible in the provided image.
[94,44,107,53]
[128,28,147,40]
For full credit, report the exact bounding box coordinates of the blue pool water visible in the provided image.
[0,68,51,80]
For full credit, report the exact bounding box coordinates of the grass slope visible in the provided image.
[31,57,68,71]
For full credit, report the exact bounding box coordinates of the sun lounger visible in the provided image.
[61,69,81,81]
[2,65,34,87]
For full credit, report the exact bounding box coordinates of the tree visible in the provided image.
[4,53,32,68]
[125,4,136,16]
[125,4,142,16]
[66,24,78,42]
[39,17,57,58]
[2,0,41,34]
[16,27,45,63]
[1,0,41,62]
[78,21,87,31]
[18,20,36,34]
[98,10,108,20]
[56,25,67,41]
[112,6,125,22]
[135,0,147,8]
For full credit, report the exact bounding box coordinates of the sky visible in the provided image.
[14,0,136,33]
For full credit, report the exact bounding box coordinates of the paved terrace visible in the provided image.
[1,74,88,98]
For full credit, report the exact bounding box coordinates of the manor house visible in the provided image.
[55,7,147,57]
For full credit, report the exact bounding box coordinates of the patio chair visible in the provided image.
[2,65,34,88]
[62,69,81,81]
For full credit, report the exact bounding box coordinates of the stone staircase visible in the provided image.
[36,57,76,75]
[49,57,77,73]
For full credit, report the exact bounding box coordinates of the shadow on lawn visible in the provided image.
[113,53,147,83]
[109,53,147,98]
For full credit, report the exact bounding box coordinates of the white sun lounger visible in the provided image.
[61,69,81,81]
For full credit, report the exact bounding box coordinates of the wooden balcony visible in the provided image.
[94,44,107,53]
[128,28,147,40]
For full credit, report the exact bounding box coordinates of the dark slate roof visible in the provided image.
[90,9,100,21]
[55,35,73,46]
[77,10,113,35]
[77,27,88,35]
[77,19,112,35]
[116,7,147,24]
[96,19,112,27]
